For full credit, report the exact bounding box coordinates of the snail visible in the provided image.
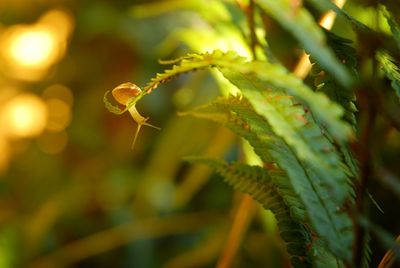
[112,82,160,149]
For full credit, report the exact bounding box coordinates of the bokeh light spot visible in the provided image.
[46,98,71,132]
[0,9,74,81]
[1,94,48,138]
[42,84,74,106]
[9,29,55,67]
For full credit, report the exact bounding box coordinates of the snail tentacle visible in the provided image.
[112,82,160,149]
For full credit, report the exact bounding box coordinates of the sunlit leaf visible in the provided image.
[256,0,353,87]
[377,50,400,102]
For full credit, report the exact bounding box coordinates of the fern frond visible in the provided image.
[185,97,353,262]
[105,49,355,260]
[220,65,351,149]
[149,50,352,142]
[310,239,343,268]
[143,52,222,93]
[255,0,353,88]
[218,72,352,202]
[377,50,400,102]
[312,31,358,128]
[310,31,359,177]
[103,51,240,113]
[186,157,313,267]
[362,233,372,268]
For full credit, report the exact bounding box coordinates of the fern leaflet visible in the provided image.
[184,97,353,262]
[134,51,353,141]
[104,50,355,260]
[310,31,359,177]
[383,7,400,50]
[377,50,400,102]
[312,31,358,128]
[186,157,313,267]
[218,71,352,202]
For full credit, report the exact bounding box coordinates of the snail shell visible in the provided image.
[112,82,142,106]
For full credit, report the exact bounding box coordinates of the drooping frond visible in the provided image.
[222,63,352,142]
[103,50,353,203]
[185,156,313,267]
[143,50,352,142]
[181,97,306,221]
[143,52,230,93]
[217,71,353,202]
[104,49,355,260]
[377,50,400,102]
[181,97,275,165]
[103,51,239,114]
[255,0,353,88]
[184,97,353,262]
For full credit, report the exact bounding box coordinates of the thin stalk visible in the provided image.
[293,0,346,79]
[353,14,380,265]
[29,212,221,268]
[216,194,257,268]
[247,0,258,60]
[236,0,258,60]
[353,92,376,266]
[378,234,400,268]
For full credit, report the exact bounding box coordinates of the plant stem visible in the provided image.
[29,212,221,268]
[247,0,258,60]
[378,234,400,268]
[353,38,380,268]
[353,97,376,266]
[216,194,257,268]
[293,0,346,78]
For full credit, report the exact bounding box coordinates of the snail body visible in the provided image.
[112,82,160,149]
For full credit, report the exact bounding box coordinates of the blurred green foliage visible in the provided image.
[0,0,399,267]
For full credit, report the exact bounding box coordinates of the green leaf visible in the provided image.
[186,157,313,268]
[310,31,359,177]
[305,0,372,33]
[218,70,353,201]
[119,51,354,261]
[312,31,358,128]
[256,0,353,87]
[383,7,400,50]
[107,51,233,112]
[377,50,400,102]
[312,239,343,268]
[185,97,353,262]
[142,51,243,99]
[219,61,353,142]
[152,50,353,142]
